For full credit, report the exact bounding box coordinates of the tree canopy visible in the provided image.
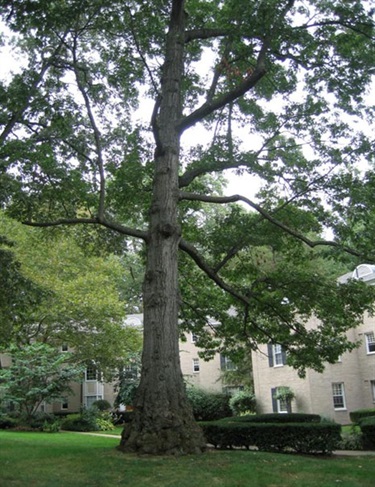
[1,0,375,454]
[0,212,142,376]
[0,342,84,421]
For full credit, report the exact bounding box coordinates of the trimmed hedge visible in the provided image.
[186,387,232,421]
[220,413,321,424]
[350,408,375,424]
[359,416,375,450]
[201,421,341,454]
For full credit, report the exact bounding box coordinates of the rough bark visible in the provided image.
[118,0,206,455]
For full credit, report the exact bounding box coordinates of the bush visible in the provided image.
[201,420,341,454]
[350,408,375,424]
[338,430,363,450]
[220,413,321,424]
[0,414,19,429]
[186,387,232,421]
[229,390,256,415]
[359,416,375,450]
[92,399,111,411]
[61,409,100,432]
[61,408,115,432]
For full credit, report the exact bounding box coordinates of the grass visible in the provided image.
[1,430,374,487]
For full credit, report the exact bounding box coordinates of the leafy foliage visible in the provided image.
[229,389,256,415]
[201,420,341,454]
[186,387,232,421]
[1,0,375,453]
[0,343,83,421]
[0,212,142,376]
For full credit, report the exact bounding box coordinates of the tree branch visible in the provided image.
[0,30,70,145]
[23,217,149,241]
[71,36,106,220]
[179,238,252,305]
[184,28,231,43]
[177,40,269,133]
[179,191,367,258]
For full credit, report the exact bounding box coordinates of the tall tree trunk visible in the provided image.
[118,0,206,455]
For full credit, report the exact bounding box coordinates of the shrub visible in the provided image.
[42,420,61,433]
[0,414,18,429]
[61,409,100,432]
[338,430,363,450]
[359,416,375,450]
[92,399,111,411]
[349,408,375,424]
[220,413,321,424]
[201,420,341,454]
[186,387,232,421]
[229,390,256,415]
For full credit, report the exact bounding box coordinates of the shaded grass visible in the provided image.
[0,430,374,487]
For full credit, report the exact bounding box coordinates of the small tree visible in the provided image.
[0,343,84,423]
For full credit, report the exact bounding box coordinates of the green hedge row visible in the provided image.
[350,408,375,424]
[359,416,375,450]
[200,421,341,454]
[220,413,321,424]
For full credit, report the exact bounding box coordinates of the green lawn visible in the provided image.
[0,430,374,487]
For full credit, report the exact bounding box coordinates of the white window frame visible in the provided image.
[365,332,375,354]
[85,365,97,382]
[85,395,103,409]
[61,343,69,352]
[221,355,236,371]
[371,380,375,403]
[277,397,288,414]
[273,344,284,367]
[192,358,200,373]
[332,382,346,410]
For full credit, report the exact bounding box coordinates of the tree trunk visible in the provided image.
[118,0,206,455]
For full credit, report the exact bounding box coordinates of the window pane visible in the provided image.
[332,383,345,409]
[366,333,375,353]
[86,365,97,381]
[273,344,284,366]
[193,358,200,372]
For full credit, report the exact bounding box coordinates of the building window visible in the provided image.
[365,332,375,354]
[271,387,291,414]
[85,395,102,409]
[85,364,97,381]
[220,354,236,371]
[371,381,375,402]
[332,383,346,410]
[268,343,286,367]
[193,358,200,373]
[61,400,68,410]
[61,343,69,352]
[191,333,198,343]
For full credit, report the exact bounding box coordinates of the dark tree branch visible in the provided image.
[179,237,252,305]
[184,28,231,43]
[23,217,149,241]
[294,20,375,41]
[0,30,70,145]
[177,40,269,133]
[71,36,106,220]
[179,191,368,258]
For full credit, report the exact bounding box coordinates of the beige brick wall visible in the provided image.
[252,314,375,424]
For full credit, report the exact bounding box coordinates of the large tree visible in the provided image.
[0,212,142,375]
[1,0,375,454]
